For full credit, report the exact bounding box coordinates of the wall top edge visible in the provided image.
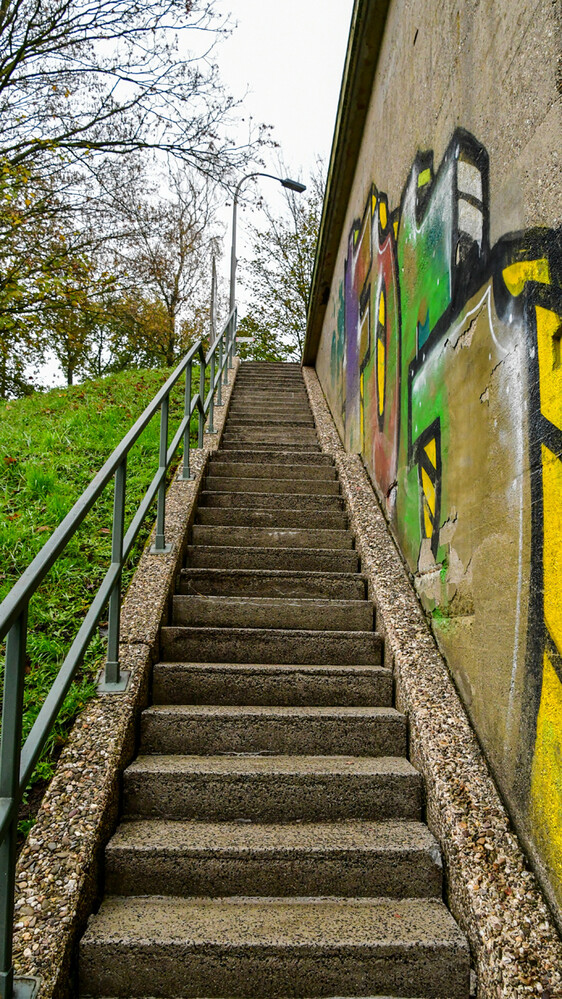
[303,0,391,366]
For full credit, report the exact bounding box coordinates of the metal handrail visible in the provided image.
[0,308,237,999]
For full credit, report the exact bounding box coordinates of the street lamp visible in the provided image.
[229,172,306,314]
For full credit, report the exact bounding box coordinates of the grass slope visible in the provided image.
[0,368,192,818]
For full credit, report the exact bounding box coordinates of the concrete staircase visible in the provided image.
[79,361,471,998]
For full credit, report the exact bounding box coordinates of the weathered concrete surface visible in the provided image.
[159,625,382,665]
[139,704,406,757]
[195,506,347,528]
[190,525,353,549]
[210,448,331,464]
[79,896,469,998]
[171,594,371,631]
[207,460,335,479]
[11,361,240,999]
[105,818,443,898]
[178,567,363,599]
[123,753,422,822]
[152,661,393,707]
[204,474,341,494]
[303,364,562,997]
[199,489,343,509]
[184,543,359,571]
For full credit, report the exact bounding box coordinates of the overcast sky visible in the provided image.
[211,0,354,303]
[214,0,354,175]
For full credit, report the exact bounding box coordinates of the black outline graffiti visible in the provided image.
[492,230,562,797]
[341,128,562,817]
[415,419,442,559]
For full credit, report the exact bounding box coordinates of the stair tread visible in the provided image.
[174,596,367,609]
[155,661,388,674]
[180,569,363,581]
[142,705,402,719]
[207,463,333,476]
[186,545,356,556]
[161,626,379,637]
[127,755,417,776]
[81,895,467,949]
[190,527,353,547]
[106,818,438,855]
[200,491,344,505]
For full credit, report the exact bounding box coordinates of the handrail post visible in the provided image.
[0,607,28,999]
[198,352,205,449]
[217,338,223,406]
[150,395,172,554]
[232,309,238,363]
[207,352,216,434]
[101,459,129,691]
[227,315,233,371]
[180,361,193,480]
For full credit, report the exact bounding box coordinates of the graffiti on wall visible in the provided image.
[327,127,562,896]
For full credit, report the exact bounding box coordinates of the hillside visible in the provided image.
[0,368,188,823]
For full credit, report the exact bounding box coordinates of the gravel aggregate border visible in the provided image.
[11,359,240,999]
[303,364,562,998]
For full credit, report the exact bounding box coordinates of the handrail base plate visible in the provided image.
[149,542,173,555]
[11,977,40,999]
[96,668,131,695]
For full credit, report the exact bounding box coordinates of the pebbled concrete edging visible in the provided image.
[303,364,562,999]
[12,359,240,999]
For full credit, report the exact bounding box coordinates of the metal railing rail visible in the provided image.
[0,308,237,999]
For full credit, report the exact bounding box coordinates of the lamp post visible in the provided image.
[229,172,306,315]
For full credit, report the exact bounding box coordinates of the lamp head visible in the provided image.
[281,178,306,193]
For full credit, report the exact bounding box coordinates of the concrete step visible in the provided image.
[199,491,344,510]
[105,819,442,898]
[236,372,304,379]
[221,432,319,446]
[232,386,309,395]
[226,415,314,427]
[234,382,306,390]
[204,476,340,495]
[171,596,371,632]
[140,705,404,756]
[234,372,305,380]
[228,397,310,405]
[211,449,331,465]
[79,895,469,998]
[123,754,422,821]
[160,626,382,665]
[229,399,310,410]
[152,662,392,706]
[178,569,363,599]
[195,507,347,529]
[80,995,431,999]
[228,400,312,411]
[207,462,336,480]
[185,544,359,571]
[226,421,315,433]
[190,526,352,550]
[220,440,321,452]
[236,371,304,379]
[225,410,311,418]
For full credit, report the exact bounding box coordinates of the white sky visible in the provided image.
[214,0,353,175]
[210,0,354,309]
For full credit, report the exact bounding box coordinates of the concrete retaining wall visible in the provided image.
[310,0,562,926]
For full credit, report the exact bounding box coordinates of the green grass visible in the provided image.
[0,367,201,813]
